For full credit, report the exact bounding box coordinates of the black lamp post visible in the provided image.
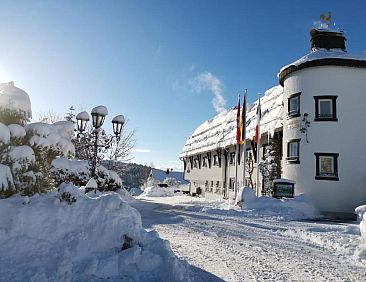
[76,106,125,181]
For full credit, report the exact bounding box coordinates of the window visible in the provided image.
[213,155,219,166]
[314,96,338,121]
[286,139,300,163]
[315,153,339,181]
[288,92,301,118]
[229,152,236,165]
[202,156,208,167]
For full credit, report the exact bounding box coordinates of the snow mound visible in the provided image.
[0,186,191,281]
[116,187,136,202]
[139,186,176,197]
[240,187,321,220]
[355,205,366,241]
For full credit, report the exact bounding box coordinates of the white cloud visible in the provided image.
[132,148,152,153]
[190,71,226,113]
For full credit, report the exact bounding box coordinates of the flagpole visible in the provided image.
[234,144,238,200]
[234,95,241,200]
[256,96,261,197]
[242,89,247,187]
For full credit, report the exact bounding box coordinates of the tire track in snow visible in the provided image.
[134,200,366,282]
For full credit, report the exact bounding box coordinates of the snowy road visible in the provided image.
[132,196,366,282]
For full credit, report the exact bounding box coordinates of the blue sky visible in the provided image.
[0,0,365,170]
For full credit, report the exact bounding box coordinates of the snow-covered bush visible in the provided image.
[51,157,122,191]
[0,83,75,196]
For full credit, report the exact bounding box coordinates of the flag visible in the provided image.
[254,98,261,144]
[240,92,247,144]
[236,95,241,144]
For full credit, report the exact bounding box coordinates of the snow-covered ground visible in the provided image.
[0,186,193,281]
[133,195,366,281]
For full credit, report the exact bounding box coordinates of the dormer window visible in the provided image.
[314,96,338,121]
[287,92,301,118]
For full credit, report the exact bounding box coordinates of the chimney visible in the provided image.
[310,28,347,52]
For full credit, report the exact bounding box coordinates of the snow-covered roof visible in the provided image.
[0,82,32,119]
[150,168,188,184]
[279,49,366,85]
[180,85,283,158]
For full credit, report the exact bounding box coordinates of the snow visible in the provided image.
[0,164,14,191]
[237,187,321,220]
[130,187,143,196]
[91,105,108,116]
[133,195,366,281]
[51,157,89,177]
[8,145,35,172]
[8,123,26,139]
[112,114,125,124]
[139,186,176,197]
[86,178,98,188]
[108,169,122,186]
[355,205,366,241]
[0,186,191,281]
[279,49,366,75]
[0,122,10,144]
[273,178,296,184]
[0,82,32,119]
[180,85,283,157]
[26,121,75,156]
[76,111,90,121]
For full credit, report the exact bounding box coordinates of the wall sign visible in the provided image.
[273,182,294,198]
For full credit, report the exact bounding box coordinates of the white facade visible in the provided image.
[181,28,366,216]
[282,65,366,214]
[180,86,283,200]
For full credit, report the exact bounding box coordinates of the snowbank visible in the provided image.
[0,185,191,281]
[238,187,321,220]
[139,186,176,197]
[355,205,366,241]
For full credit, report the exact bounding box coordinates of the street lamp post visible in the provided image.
[75,105,125,184]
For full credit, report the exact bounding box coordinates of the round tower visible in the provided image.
[279,28,366,216]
